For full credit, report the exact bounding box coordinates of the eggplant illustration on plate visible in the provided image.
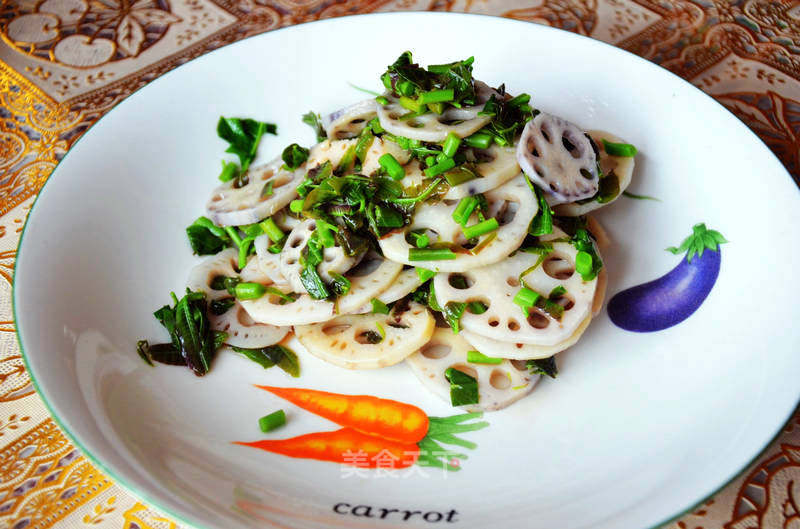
[608,223,727,332]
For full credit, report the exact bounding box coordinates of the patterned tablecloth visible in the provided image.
[1,1,798,528]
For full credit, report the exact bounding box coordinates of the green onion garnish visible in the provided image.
[399,96,424,113]
[442,132,462,158]
[234,282,266,300]
[513,287,541,315]
[467,350,503,365]
[375,95,389,105]
[259,218,284,243]
[370,298,390,314]
[259,410,286,432]
[602,139,637,157]
[378,153,405,181]
[409,247,457,261]
[424,157,456,178]
[416,267,436,282]
[418,89,454,104]
[452,196,479,226]
[575,251,593,278]
[464,132,492,150]
[462,218,499,239]
[289,199,304,213]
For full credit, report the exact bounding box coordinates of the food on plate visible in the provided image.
[138,52,638,412]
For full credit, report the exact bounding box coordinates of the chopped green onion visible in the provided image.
[462,218,499,239]
[418,89,454,104]
[549,286,567,299]
[416,267,436,282]
[375,322,386,340]
[443,167,477,187]
[452,196,479,226]
[445,367,479,406]
[424,157,456,178]
[368,116,385,134]
[602,139,637,157]
[289,199,304,213]
[234,282,266,300]
[260,218,284,243]
[218,160,238,182]
[259,410,286,432]
[238,237,253,269]
[409,247,456,261]
[513,287,541,315]
[464,132,492,149]
[408,230,430,248]
[467,350,503,365]
[427,102,445,115]
[375,95,389,105]
[441,132,462,158]
[378,153,405,181]
[396,80,415,97]
[575,251,593,278]
[370,298,390,314]
[425,155,437,167]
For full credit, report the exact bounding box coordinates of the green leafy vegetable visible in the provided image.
[445,367,479,406]
[443,301,466,333]
[571,228,603,281]
[186,216,230,255]
[281,143,310,170]
[527,357,558,378]
[217,117,276,172]
[370,298,390,314]
[302,111,326,143]
[231,344,300,377]
[524,174,553,236]
[416,267,436,282]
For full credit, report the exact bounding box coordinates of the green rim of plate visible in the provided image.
[12,11,800,529]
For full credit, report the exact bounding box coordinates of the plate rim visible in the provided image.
[12,10,800,529]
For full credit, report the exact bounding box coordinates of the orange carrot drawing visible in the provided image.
[236,386,490,470]
[235,428,418,468]
[254,385,429,444]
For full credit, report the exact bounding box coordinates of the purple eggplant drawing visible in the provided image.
[608,223,727,332]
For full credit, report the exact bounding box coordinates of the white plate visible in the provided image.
[14,12,800,529]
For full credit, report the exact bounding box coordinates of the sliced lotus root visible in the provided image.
[253,234,290,288]
[308,137,410,176]
[444,145,520,199]
[432,228,598,345]
[279,218,363,294]
[241,252,401,326]
[553,130,636,216]
[322,99,377,140]
[335,252,403,314]
[296,302,434,369]
[460,316,591,361]
[185,249,288,348]
[352,268,423,314]
[376,81,496,143]
[206,156,305,227]
[517,112,598,205]
[379,174,537,271]
[406,328,538,412]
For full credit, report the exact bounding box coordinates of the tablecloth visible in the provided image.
[1,1,798,528]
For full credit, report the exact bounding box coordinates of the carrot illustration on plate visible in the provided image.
[234,386,489,470]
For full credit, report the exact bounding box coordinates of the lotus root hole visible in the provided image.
[307,221,316,231]
[580,168,593,180]
[552,294,575,311]
[510,360,528,371]
[355,330,381,344]
[351,118,365,125]
[322,324,351,335]
[543,255,575,280]
[448,274,474,289]
[261,169,274,181]
[211,194,223,202]
[506,277,519,287]
[286,258,296,266]
[450,364,478,380]
[466,299,490,313]
[490,369,512,389]
[408,120,424,128]
[236,306,256,326]
[488,317,500,327]
[421,344,451,359]
[289,237,303,249]
[267,295,288,305]
[498,202,519,226]
[562,136,580,157]
[273,174,292,187]
[507,319,520,331]
[388,112,401,119]
[527,310,550,329]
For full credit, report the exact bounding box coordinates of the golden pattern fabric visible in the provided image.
[0,1,798,527]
